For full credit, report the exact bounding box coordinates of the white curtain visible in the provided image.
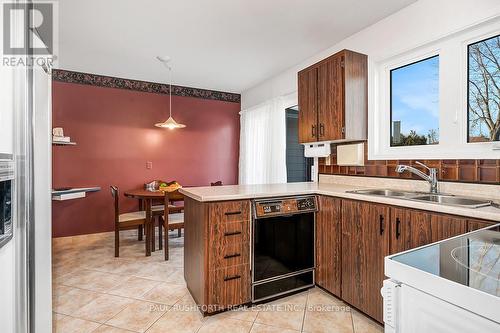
[239,96,287,184]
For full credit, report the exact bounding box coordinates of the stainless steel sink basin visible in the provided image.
[347,189,415,197]
[411,194,492,208]
[347,189,493,209]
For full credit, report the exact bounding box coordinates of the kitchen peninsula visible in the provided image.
[179,180,500,322]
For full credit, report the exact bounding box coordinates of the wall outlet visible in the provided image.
[325,155,332,166]
[146,161,153,169]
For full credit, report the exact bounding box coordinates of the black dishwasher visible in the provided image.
[252,196,317,302]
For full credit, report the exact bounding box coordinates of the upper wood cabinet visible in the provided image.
[298,49,367,143]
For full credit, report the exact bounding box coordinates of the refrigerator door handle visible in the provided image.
[382,279,401,333]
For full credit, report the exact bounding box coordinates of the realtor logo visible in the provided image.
[3,2,53,55]
[2,1,57,67]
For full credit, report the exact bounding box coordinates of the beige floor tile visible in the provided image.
[52,313,100,333]
[163,268,186,285]
[52,284,74,298]
[62,269,124,292]
[106,300,167,332]
[198,317,253,333]
[133,263,179,282]
[351,310,383,333]
[109,276,160,298]
[307,288,346,307]
[302,306,353,333]
[52,287,100,315]
[93,325,135,333]
[72,294,133,323]
[254,292,308,331]
[146,308,204,333]
[141,282,188,305]
[250,322,300,333]
[215,305,259,322]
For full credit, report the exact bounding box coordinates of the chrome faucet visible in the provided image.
[395,161,439,194]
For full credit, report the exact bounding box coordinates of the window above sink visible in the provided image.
[370,19,500,160]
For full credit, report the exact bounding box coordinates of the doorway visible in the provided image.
[285,106,312,182]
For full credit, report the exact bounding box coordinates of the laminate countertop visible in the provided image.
[179,182,500,222]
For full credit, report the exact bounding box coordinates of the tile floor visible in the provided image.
[52,229,383,333]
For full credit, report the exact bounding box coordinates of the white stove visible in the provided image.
[383,224,500,333]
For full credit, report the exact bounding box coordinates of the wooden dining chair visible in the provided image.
[111,186,146,257]
[159,191,184,260]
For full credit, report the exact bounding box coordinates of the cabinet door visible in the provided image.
[298,68,318,143]
[342,200,389,323]
[316,196,341,297]
[317,55,344,141]
[467,219,495,232]
[430,214,467,243]
[390,208,432,254]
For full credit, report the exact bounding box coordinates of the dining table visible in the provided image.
[124,188,184,256]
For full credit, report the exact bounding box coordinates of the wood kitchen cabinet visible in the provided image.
[467,218,495,232]
[184,197,251,314]
[341,201,477,323]
[341,200,389,322]
[390,209,468,254]
[315,196,342,297]
[298,49,367,143]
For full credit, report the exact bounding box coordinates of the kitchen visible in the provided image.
[1,1,499,333]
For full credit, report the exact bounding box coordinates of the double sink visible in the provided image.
[347,189,493,209]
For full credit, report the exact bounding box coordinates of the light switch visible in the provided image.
[146,161,153,169]
[325,155,332,166]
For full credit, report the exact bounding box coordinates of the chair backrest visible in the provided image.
[110,186,119,223]
[211,181,223,186]
[163,190,170,224]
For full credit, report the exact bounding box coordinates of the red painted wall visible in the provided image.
[52,81,240,237]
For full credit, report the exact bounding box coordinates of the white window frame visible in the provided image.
[369,19,500,160]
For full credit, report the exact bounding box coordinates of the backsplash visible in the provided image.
[318,143,500,184]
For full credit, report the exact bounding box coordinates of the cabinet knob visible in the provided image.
[311,125,316,138]
[319,123,325,137]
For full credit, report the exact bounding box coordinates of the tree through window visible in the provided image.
[468,34,500,142]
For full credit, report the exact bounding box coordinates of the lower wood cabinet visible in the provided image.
[341,200,390,322]
[467,218,495,231]
[184,197,251,314]
[315,196,342,297]
[333,199,490,324]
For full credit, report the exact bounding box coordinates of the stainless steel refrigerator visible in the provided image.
[0,13,52,333]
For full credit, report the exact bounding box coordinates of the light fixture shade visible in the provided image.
[154,116,186,130]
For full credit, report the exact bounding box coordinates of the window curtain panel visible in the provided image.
[239,96,287,185]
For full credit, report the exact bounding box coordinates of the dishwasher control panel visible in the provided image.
[253,195,318,218]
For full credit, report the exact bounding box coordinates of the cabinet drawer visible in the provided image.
[207,264,250,312]
[210,221,250,245]
[209,200,250,224]
[210,242,249,268]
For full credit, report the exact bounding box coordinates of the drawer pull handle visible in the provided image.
[224,211,242,216]
[224,275,241,282]
[224,231,242,237]
[224,253,241,259]
[396,217,401,239]
[379,215,385,235]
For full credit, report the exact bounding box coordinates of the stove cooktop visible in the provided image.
[391,224,500,297]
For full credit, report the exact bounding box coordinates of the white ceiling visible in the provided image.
[58,0,416,93]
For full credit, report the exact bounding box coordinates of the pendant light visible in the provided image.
[154,56,186,129]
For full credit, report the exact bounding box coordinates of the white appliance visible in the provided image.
[382,225,500,333]
[303,141,331,182]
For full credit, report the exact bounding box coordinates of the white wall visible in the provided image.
[241,0,500,110]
